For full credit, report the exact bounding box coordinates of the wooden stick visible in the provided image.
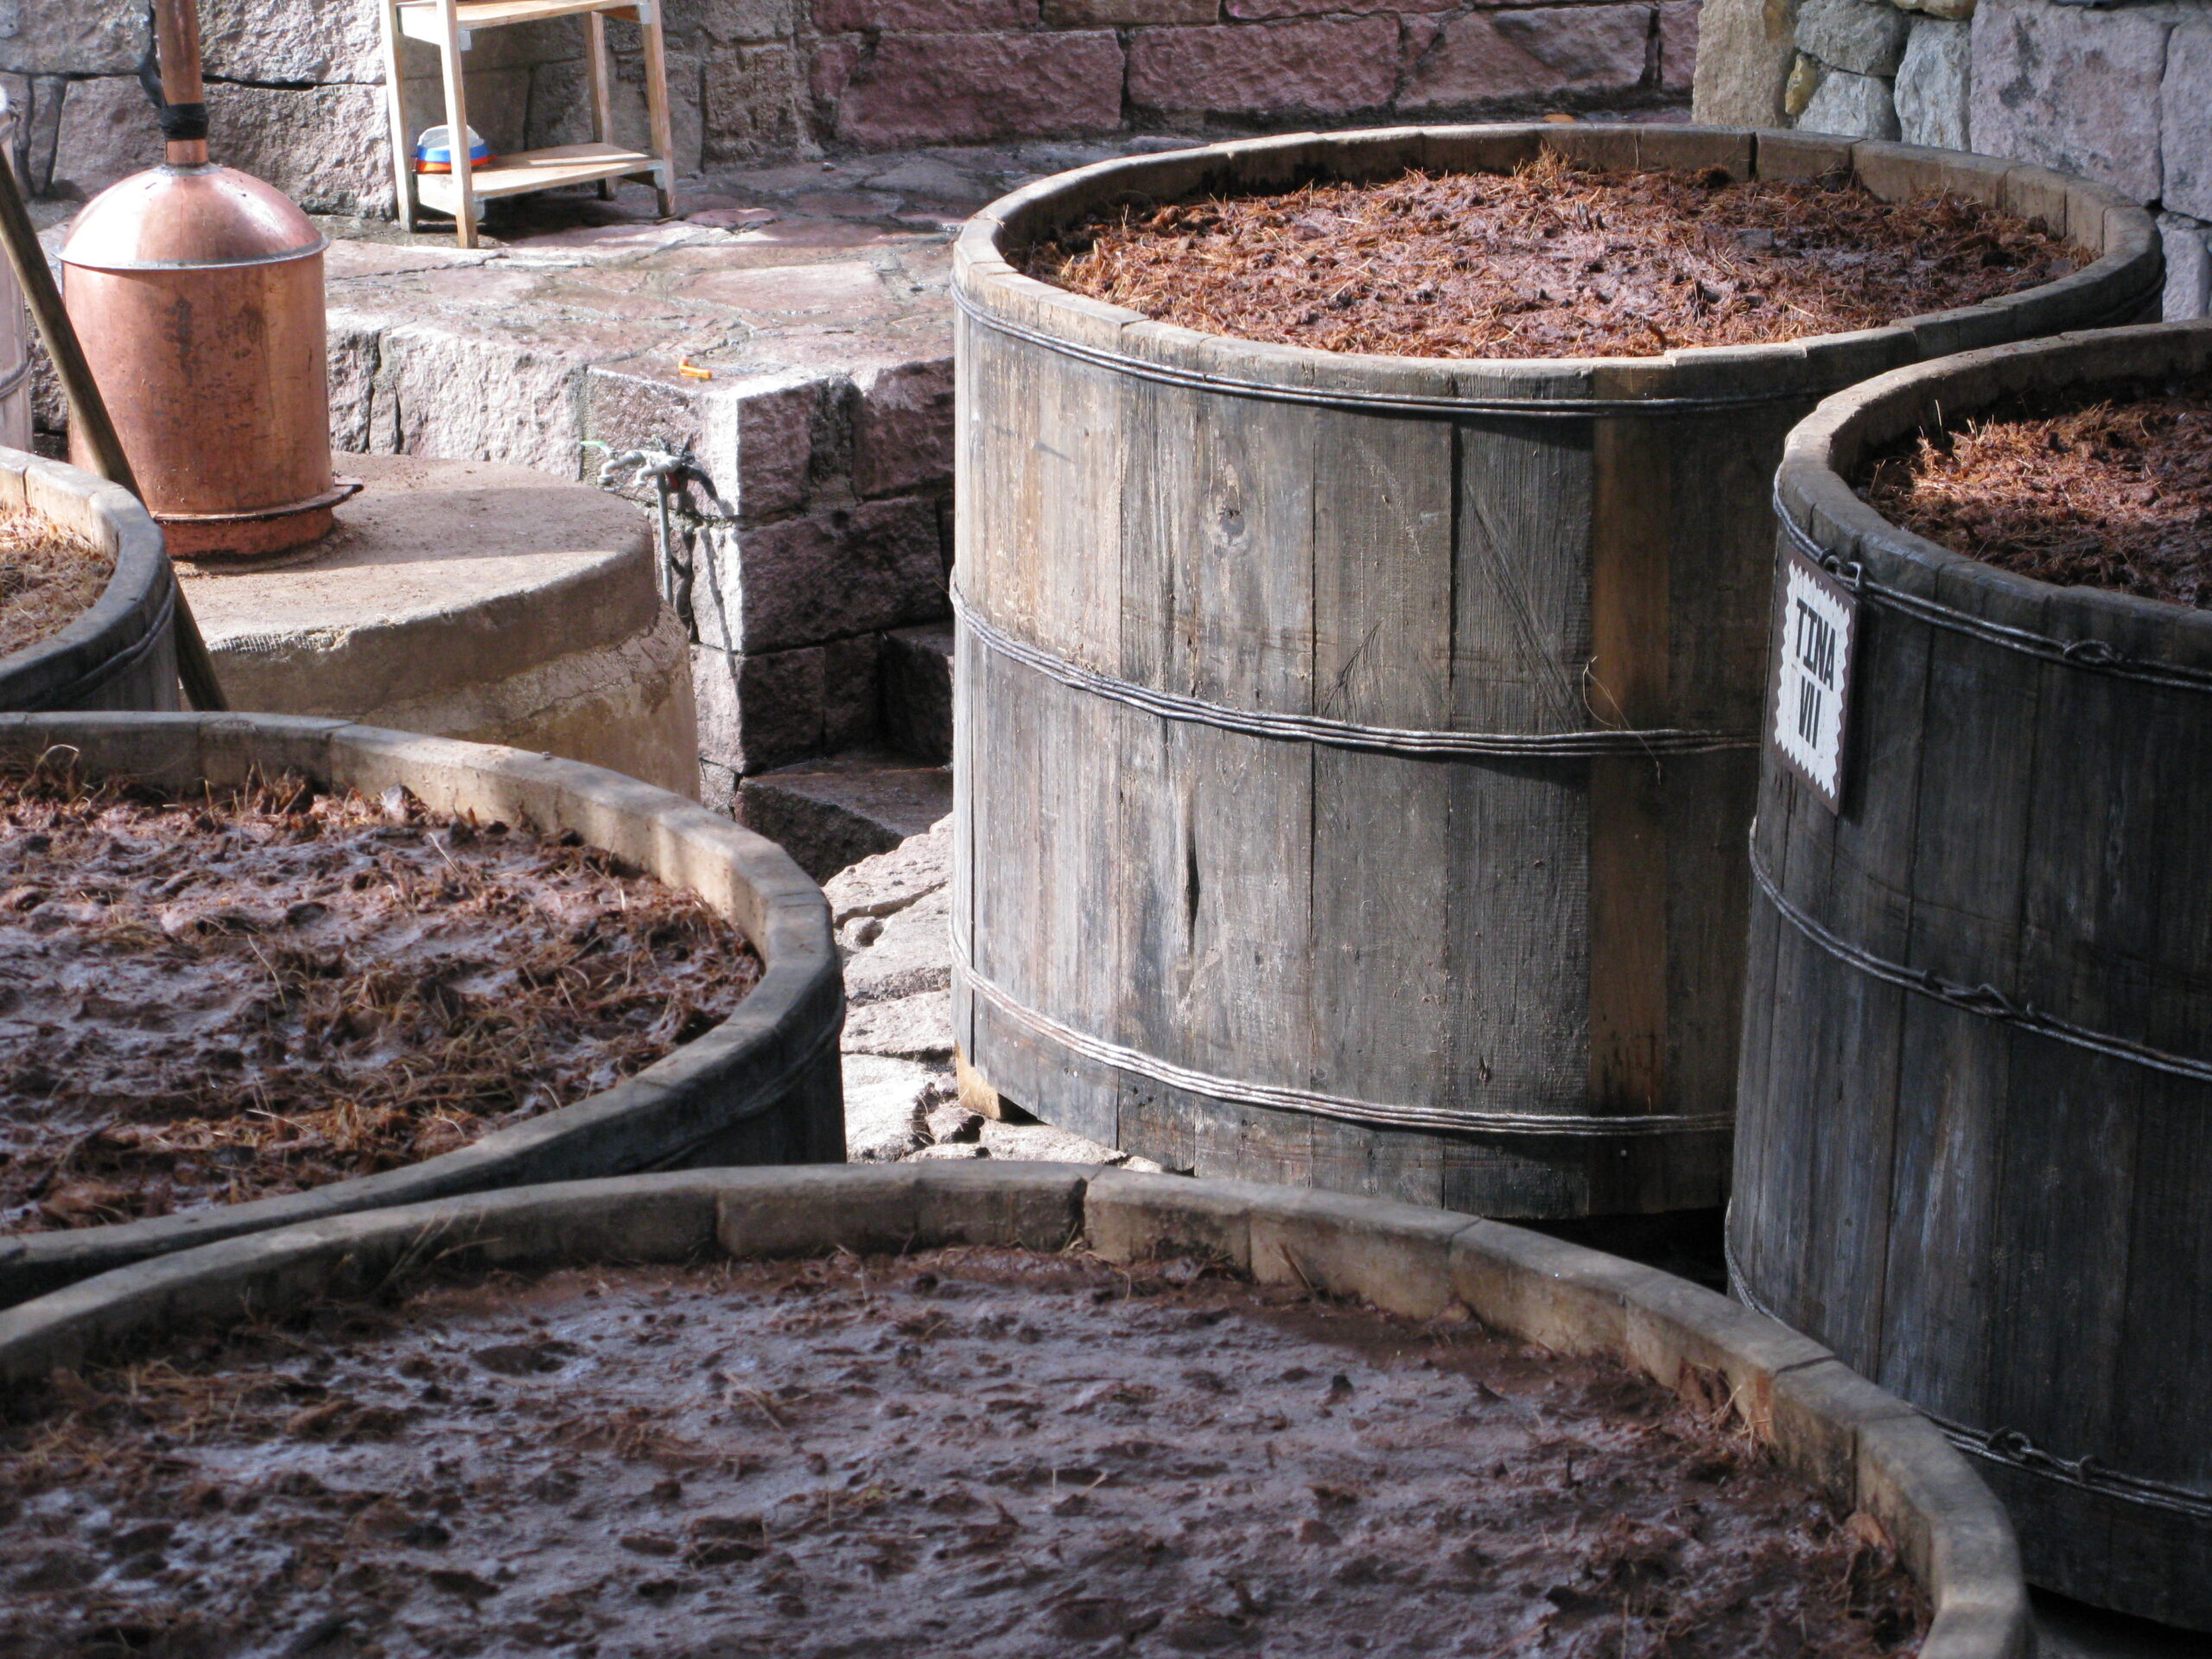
[434,0,480,248]
[0,149,230,711]
[377,0,418,233]
[638,2,677,219]
[585,10,616,203]
[150,0,211,167]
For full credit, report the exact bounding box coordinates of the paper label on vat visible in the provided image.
[1771,549,1857,812]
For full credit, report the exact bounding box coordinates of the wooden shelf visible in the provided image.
[380,0,677,245]
[397,0,647,39]
[414,143,664,210]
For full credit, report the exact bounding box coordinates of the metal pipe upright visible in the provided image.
[150,0,211,168]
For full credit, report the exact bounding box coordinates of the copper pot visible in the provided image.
[61,167,347,562]
[59,0,351,563]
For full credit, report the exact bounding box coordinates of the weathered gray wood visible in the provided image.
[1588,415,1674,1123]
[1809,556,1931,1378]
[955,125,2162,1221]
[0,452,181,715]
[1737,320,2212,1631]
[1308,404,1453,1191]
[1446,415,1593,1135]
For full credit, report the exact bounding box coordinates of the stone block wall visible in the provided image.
[1,0,766,214]
[808,0,1700,147]
[1694,0,2212,320]
[579,358,957,809]
[9,0,1696,214]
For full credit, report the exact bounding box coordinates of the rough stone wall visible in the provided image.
[1693,0,2212,321]
[804,0,1700,146]
[9,0,1697,214]
[581,359,957,804]
[2,0,793,214]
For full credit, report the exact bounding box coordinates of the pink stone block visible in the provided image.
[1224,0,1449,18]
[814,0,1038,31]
[1042,0,1216,24]
[1126,16,1400,115]
[810,36,861,107]
[1659,0,1699,92]
[835,31,1126,146]
[702,497,948,653]
[854,359,956,499]
[736,384,820,524]
[1401,4,1655,111]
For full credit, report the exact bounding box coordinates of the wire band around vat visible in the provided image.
[955,283,1831,419]
[1749,839,2212,1086]
[1724,1233,2212,1523]
[955,588,1757,760]
[1777,492,2212,696]
[24,571,178,712]
[956,954,1732,1141]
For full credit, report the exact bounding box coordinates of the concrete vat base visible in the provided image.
[0,1164,2030,1659]
[0,713,843,1308]
[178,454,698,798]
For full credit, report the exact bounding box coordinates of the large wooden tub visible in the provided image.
[951,124,2160,1217]
[0,1164,2032,1659]
[0,713,843,1306]
[0,450,179,714]
[1735,320,2212,1630]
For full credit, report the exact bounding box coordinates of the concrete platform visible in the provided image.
[306,143,1201,797]
[180,453,697,797]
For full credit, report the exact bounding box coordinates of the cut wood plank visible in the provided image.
[397,0,644,32]
[414,143,663,209]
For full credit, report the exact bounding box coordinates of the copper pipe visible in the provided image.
[0,145,228,711]
[151,0,210,168]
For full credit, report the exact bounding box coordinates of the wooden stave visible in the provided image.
[0,449,181,715]
[1738,320,2212,1630]
[955,124,2163,1219]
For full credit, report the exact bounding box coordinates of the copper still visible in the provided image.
[60,0,353,561]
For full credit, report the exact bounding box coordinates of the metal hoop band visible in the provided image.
[957,283,1832,420]
[1725,1230,2212,1524]
[1776,492,2212,696]
[957,953,1732,1141]
[956,588,1756,760]
[1749,837,2212,1086]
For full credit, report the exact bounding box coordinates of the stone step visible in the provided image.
[736,747,952,882]
[181,452,697,800]
[879,623,953,766]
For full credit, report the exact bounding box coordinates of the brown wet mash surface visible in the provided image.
[0,1248,1927,1658]
[0,514,114,664]
[1033,155,2082,359]
[1860,378,2212,607]
[0,768,760,1232]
